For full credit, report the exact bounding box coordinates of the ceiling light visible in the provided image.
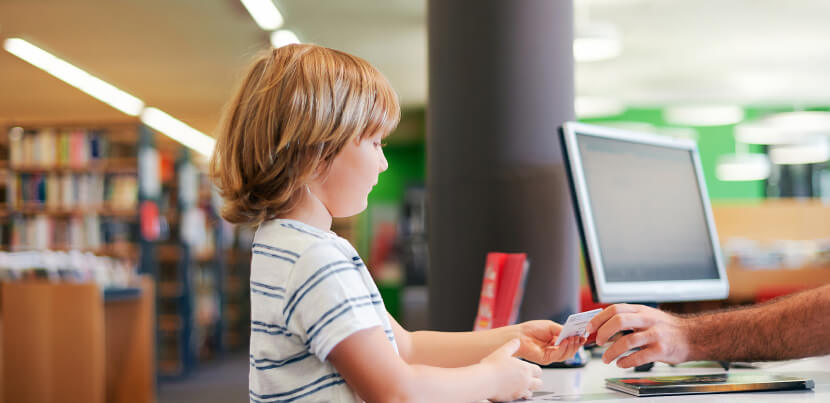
[574,21,622,62]
[573,37,621,62]
[769,136,830,165]
[663,105,744,127]
[735,111,830,145]
[575,97,625,118]
[734,122,787,145]
[716,153,771,181]
[240,0,284,31]
[140,108,216,157]
[764,111,830,133]
[3,38,144,116]
[271,29,300,48]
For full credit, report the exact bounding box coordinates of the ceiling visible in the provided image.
[2,0,830,137]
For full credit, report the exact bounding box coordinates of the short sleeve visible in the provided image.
[284,241,385,361]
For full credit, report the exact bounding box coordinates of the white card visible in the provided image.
[554,308,602,346]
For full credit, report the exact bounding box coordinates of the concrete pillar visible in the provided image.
[427,0,578,330]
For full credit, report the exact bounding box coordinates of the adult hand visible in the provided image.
[517,320,585,365]
[480,339,543,402]
[586,304,692,368]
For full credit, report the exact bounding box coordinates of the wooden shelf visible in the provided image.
[727,264,830,301]
[7,158,138,174]
[0,244,139,259]
[2,206,137,218]
[157,244,182,263]
[158,314,183,332]
[158,281,183,298]
[157,360,182,376]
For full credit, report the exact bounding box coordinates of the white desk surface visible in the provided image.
[530,355,830,402]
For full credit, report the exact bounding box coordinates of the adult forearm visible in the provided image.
[408,325,520,367]
[686,285,830,362]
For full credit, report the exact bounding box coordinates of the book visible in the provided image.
[474,252,530,330]
[474,252,507,330]
[606,373,814,397]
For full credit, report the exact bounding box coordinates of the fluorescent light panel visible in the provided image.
[769,137,830,165]
[240,0,284,31]
[574,21,622,62]
[4,38,144,116]
[271,30,300,48]
[575,96,625,118]
[716,153,771,181]
[663,105,745,127]
[141,108,216,157]
[574,37,622,62]
[735,111,830,145]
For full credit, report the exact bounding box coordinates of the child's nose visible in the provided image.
[379,149,388,173]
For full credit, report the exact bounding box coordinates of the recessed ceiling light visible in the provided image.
[574,21,622,62]
[735,111,830,145]
[3,38,144,116]
[764,111,830,132]
[769,136,830,165]
[240,0,284,31]
[716,153,771,181]
[575,97,625,118]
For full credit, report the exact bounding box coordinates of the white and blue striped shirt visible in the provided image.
[249,218,397,403]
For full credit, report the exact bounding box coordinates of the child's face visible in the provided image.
[317,132,388,217]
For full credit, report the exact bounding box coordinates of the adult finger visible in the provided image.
[595,313,655,346]
[586,304,639,336]
[547,321,563,333]
[616,346,663,369]
[602,330,654,364]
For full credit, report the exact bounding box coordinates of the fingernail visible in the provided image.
[585,324,593,334]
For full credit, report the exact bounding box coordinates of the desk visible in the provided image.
[533,355,830,402]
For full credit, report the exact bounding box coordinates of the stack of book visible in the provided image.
[474,252,530,330]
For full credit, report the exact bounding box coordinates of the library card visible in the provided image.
[554,308,602,346]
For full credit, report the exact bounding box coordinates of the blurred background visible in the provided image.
[1,0,829,402]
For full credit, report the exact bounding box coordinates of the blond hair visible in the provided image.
[210,44,400,225]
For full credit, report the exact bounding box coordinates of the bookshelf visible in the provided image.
[223,225,253,351]
[1,122,144,270]
[0,121,158,402]
[0,121,238,382]
[154,149,227,377]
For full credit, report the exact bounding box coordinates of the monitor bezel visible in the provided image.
[561,122,729,303]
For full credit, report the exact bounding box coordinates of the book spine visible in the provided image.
[474,252,506,331]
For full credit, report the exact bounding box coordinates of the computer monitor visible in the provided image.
[560,122,729,303]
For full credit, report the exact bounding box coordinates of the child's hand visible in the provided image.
[480,339,543,402]
[517,320,586,365]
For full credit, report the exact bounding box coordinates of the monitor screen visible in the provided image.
[561,122,729,303]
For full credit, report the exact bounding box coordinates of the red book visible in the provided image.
[474,252,530,330]
[492,253,529,328]
[473,253,507,331]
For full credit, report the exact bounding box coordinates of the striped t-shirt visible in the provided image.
[248,218,398,403]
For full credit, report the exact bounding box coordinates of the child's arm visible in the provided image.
[328,326,542,403]
[389,314,583,367]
